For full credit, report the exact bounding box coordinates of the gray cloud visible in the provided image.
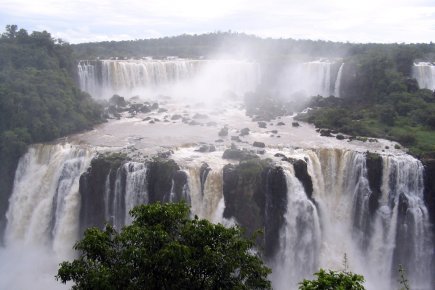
[0,0,434,43]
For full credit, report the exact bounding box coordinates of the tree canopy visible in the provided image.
[299,268,365,290]
[57,202,272,290]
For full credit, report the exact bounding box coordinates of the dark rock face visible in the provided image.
[422,158,435,287]
[264,167,288,259]
[147,159,180,203]
[109,94,127,107]
[366,152,383,216]
[222,160,287,261]
[240,128,250,136]
[253,141,266,148]
[292,159,314,201]
[258,121,267,128]
[218,127,228,137]
[222,161,266,240]
[172,170,189,203]
[79,154,127,233]
[199,163,211,196]
[0,153,20,244]
[222,148,258,161]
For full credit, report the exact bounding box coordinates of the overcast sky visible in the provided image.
[0,0,434,44]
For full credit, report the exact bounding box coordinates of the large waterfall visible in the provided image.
[279,60,344,100]
[78,59,261,99]
[413,62,435,90]
[1,144,95,290]
[1,144,433,290]
[271,149,433,290]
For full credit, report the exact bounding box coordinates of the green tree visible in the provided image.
[56,202,272,290]
[299,269,365,290]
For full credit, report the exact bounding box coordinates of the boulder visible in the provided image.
[253,141,266,148]
[240,128,250,136]
[218,127,229,137]
[258,121,267,128]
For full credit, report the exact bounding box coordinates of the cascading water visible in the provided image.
[103,162,148,228]
[412,62,435,90]
[1,143,433,290]
[334,63,344,97]
[279,60,344,100]
[5,144,94,256]
[1,144,94,290]
[271,149,433,290]
[271,165,321,290]
[78,59,261,99]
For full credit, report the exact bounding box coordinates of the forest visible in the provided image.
[0,25,103,234]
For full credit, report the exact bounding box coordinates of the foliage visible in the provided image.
[298,268,365,290]
[298,87,435,157]
[56,202,272,290]
[398,264,410,290]
[0,25,104,232]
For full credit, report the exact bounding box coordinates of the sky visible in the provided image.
[0,0,434,44]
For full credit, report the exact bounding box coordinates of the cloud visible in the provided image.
[0,0,434,43]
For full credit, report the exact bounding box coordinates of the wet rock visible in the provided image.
[172,170,189,203]
[293,159,314,200]
[253,141,266,148]
[158,108,168,113]
[109,94,127,107]
[143,116,152,121]
[240,128,250,136]
[140,105,151,113]
[206,121,217,127]
[271,130,278,134]
[189,120,201,126]
[171,114,183,120]
[277,122,285,126]
[336,134,345,140]
[218,127,229,137]
[274,153,286,158]
[151,103,159,110]
[193,113,208,119]
[292,122,300,127]
[215,139,224,143]
[231,136,242,142]
[195,144,216,153]
[257,149,265,155]
[258,121,267,128]
[320,129,332,137]
[147,159,180,203]
[222,148,258,160]
[149,120,155,124]
[157,150,173,158]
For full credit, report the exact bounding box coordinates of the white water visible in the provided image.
[1,144,433,290]
[278,59,344,101]
[78,59,261,100]
[271,149,433,290]
[334,63,344,97]
[413,62,435,90]
[1,144,94,290]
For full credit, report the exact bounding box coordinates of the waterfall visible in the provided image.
[77,59,261,99]
[334,63,344,97]
[280,60,344,100]
[4,144,94,257]
[412,62,435,90]
[185,164,224,222]
[271,149,433,290]
[103,162,148,228]
[271,165,321,290]
[1,145,433,290]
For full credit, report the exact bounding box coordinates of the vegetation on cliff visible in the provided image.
[295,47,435,157]
[0,25,103,237]
[57,202,272,290]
